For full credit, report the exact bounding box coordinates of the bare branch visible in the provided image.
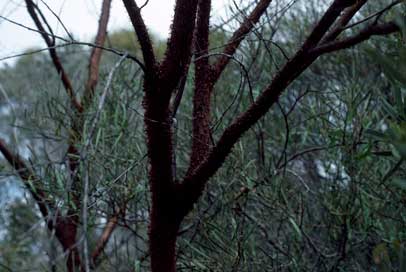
[188,0,213,173]
[300,0,358,51]
[83,0,113,108]
[321,0,368,43]
[343,0,404,31]
[159,0,199,93]
[310,21,399,55]
[90,211,121,267]
[25,0,83,113]
[211,0,273,83]
[39,0,74,40]
[0,40,144,70]
[0,139,51,221]
[122,0,157,77]
[178,0,395,217]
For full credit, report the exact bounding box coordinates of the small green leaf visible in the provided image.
[289,218,302,240]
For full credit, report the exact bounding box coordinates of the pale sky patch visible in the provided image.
[0,0,228,66]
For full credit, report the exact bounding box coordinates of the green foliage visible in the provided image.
[107,29,166,59]
[1,2,406,271]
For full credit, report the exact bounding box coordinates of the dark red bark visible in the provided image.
[188,0,213,172]
[122,0,157,76]
[149,197,183,272]
[0,1,401,272]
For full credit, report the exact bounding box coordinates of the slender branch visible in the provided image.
[310,22,399,55]
[0,138,83,270]
[0,13,144,67]
[90,210,122,267]
[139,0,150,10]
[122,0,157,77]
[211,0,273,83]
[300,0,357,51]
[39,0,74,40]
[321,0,368,43]
[343,0,404,31]
[25,0,83,113]
[188,0,213,173]
[159,0,199,93]
[83,0,113,108]
[0,139,51,219]
[0,39,144,70]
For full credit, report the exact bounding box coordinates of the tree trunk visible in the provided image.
[149,212,180,272]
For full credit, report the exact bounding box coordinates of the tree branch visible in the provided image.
[141,0,199,211]
[321,0,368,43]
[159,0,199,93]
[0,138,51,219]
[83,0,112,108]
[211,0,273,83]
[90,209,122,268]
[25,0,83,113]
[300,0,357,51]
[310,22,399,55]
[188,0,213,173]
[122,0,157,77]
[178,0,394,217]
[0,139,83,270]
[343,0,403,31]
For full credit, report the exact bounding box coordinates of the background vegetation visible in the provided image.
[0,0,405,271]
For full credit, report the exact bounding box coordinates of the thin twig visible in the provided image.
[81,54,128,271]
[39,0,74,40]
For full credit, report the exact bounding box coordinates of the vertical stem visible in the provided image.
[149,208,180,272]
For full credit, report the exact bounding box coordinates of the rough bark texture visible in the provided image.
[188,0,213,172]
[131,1,199,270]
[0,0,401,271]
[149,198,182,272]
[122,0,157,75]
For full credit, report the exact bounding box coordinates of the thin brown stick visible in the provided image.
[310,21,399,55]
[25,0,83,113]
[343,0,403,31]
[91,210,121,267]
[300,0,357,51]
[211,0,273,83]
[0,138,51,219]
[83,0,113,107]
[321,0,368,43]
